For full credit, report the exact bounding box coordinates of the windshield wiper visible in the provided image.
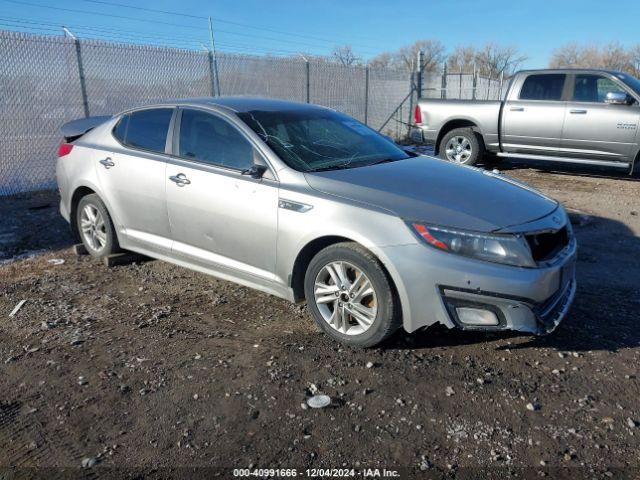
[369,157,408,166]
[308,164,355,172]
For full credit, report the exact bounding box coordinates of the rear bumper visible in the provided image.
[410,126,437,144]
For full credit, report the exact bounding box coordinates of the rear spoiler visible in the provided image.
[60,115,112,142]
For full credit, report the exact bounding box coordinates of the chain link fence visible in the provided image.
[0,30,503,196]
[421,71,506,100]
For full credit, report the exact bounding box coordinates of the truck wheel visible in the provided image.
[439,128,482,166]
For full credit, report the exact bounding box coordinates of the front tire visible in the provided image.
[304,242,401,348]
[76,194,120,258]
[439,127,483,166]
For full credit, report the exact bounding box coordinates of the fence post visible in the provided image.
[207,50,216,97]
[73,37,89,118]
[364,66,369,125]
[441,62,447,99]
[459,71,463,99]
[416,50,424,99]
[499,71,504,99]
[305,59,310,103]
[208,17,221,96]
[472,64,477,100]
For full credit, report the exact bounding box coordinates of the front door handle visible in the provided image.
[169,173,191,187]
[570,109,587,114]
[99,157,115,169]
[510,107,524,112]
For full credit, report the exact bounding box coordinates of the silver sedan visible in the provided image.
[56,97,577,347]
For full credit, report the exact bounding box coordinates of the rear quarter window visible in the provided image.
[113,108,173,153]
[519,74,566,101]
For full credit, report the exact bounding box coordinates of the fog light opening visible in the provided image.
[456,307,499,326]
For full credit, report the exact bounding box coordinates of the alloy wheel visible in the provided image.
[313,261,378,335]
[445,135,473,163]
[80,204,107,252]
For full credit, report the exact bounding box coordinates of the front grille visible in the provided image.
[525,227,569,262]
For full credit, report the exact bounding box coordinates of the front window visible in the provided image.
[615,72,640,97]
[573,74,627,103]
[178,109,254,171]
[237,108,410,172]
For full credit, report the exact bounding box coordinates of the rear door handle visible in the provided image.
[169,173,191,186]
[570,109,587,114]
[510,107,524,112]
[99,157,115,169]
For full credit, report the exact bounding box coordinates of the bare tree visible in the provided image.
[447,46,477,73]
[600,42,632,71]
[630,45,640,76]
[397,39,446,73]
[549,43,583,68]
[549,42,635,74]
[474,43,527,77]
[368,52,395,69]
[331,45,361,66]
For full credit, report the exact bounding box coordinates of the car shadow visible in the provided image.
[0,190,75,261]
[381,211,640,354]
[485,158,639,182]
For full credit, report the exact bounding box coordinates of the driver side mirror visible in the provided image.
[242,164,267,179]
[605,92,633,105]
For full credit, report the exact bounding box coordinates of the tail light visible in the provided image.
[58,143,73,157]
[414,105,422,124]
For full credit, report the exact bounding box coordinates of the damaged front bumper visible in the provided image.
[381,233,577,335]
[440,275,576,336]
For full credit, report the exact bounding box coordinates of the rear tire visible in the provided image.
[304,242,401,348]
[439,127,483,166]
[76,194,120,258]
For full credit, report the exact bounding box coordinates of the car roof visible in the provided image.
[170,96,330,113]
[515,68,624,76]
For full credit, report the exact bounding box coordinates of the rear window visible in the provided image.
[519,74,566,101]
[113,108,173,153]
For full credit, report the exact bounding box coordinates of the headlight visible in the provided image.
[409,222,535,267]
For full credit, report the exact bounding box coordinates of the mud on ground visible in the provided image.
[1,160,639,478]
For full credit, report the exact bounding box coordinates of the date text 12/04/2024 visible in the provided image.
[232,468,401,477]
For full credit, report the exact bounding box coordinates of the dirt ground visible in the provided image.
[1,158,639,479]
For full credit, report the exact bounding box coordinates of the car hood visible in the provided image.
[303,156,558,232]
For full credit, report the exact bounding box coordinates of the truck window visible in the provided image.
[573,74,627,103]
[519,74,566,101]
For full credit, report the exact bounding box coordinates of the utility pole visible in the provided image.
[208,16,221,96]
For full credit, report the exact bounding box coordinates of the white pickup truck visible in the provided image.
[411,68,640,174]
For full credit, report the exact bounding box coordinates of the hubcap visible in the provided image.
[80,204,107,251]
[445,136,472,163]
[313,261,378,336]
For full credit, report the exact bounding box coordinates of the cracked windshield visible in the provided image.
[239,109,410,172]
